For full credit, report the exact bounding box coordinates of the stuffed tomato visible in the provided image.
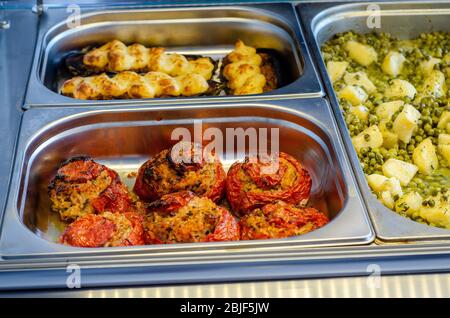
[240,201,329,240]
[134,142,226,203]
[144,191,240,244]
[60,211,145,247]
[226,152,312,215]
[49,157,135,221]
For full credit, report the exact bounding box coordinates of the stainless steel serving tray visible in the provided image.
[0,98,373,258]
[298,1,450,242]
[1,1,450,292]
[24,3,322,107]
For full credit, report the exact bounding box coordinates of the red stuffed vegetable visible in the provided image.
[144,191,240,244]
[49,156,134,221]
[240,201,329,240]
[226,152,312,215]
[60,211,145,247]
[134,141,226,203]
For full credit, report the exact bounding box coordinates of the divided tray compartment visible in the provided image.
[0,99,373,258]
[24,3,323,107]
[298,1,450,242]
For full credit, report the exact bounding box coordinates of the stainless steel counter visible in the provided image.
[2,273,450,297]
[0,4,37,230]
[0,0,449,297]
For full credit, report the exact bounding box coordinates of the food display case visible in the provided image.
[0,0,449,296]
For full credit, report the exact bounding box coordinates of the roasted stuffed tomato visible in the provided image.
[60,211,145,247]
[226,152,312,215]
[49,156,134,221]
[144,191,240,244]
[240,201,329,240]
[134,142,226,203]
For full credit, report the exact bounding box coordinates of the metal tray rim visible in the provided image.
[24,2,324,108]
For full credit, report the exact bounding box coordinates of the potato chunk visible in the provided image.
[326,61,348,83]
[352,125,383,152]
[379,123,399,149]
[421,70,447,98]
[350,105,369,123]
[367,174,389,193]
[438,134,450,145]
[437,134,450,165]
[395,192,423,216]
[367,174,402,197]
[367,175,403,209]
[385,79,417,99]
[375,100,404,120]
[338,85,368,106]
[412,138,439,175]
[419,194,450,229]
[380,191,395,209]
[382,158,418,186]
[344,41,378,66]
[392,104,421,144]
[437,111,450,130]
[344,72,377,94]
[385,178,403,197]
[438,145,450,165]
[382,51,406,77]
[419,57,441,75]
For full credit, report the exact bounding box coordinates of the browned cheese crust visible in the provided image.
[60,71,209,100]
[82,40,214,79]
[223,40,277,95]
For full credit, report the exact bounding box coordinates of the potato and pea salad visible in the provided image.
[322,32,450,229]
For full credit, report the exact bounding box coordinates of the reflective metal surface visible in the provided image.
[1,241,450,290]
[0,5,37,232]
[298,1,450,242]
[1,99,374,258]
[3,273,450,297]
[25,3,323,107]
[1,0,450,293]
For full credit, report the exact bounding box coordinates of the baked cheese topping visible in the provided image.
[61,71,209,100]
[83,40,214,80]
[223,40,267,95]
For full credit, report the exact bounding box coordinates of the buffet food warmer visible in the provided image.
[0,0,449,295]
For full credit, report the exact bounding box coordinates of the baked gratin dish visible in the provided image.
[60,40,279,100]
